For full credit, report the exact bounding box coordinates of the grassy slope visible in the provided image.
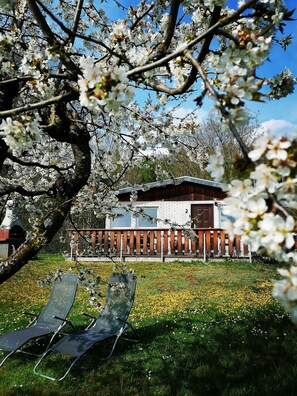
[0,255,296,396]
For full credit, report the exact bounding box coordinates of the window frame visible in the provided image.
[136,207,158,228]
[110,208,132,228]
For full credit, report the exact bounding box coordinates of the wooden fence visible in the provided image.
[68,228,250,261]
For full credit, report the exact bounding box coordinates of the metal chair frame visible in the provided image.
[34,273,137,381]
[0,273,78,367]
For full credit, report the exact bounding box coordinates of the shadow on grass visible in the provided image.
[74,311,297,396]
[2,309,297,396]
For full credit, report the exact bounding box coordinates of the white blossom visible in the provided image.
[248,135,270,161]
[266,138,291,161]
[228,179,253,201]
[206,152,225,181]
[222,133,296,272]
[250,164,278,194]
[0,114,42,150]
[78,56,134,113]
[273,266,297,325]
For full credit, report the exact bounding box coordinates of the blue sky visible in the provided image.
[247,0,297,135]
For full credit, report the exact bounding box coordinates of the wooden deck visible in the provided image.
[67,228,251,262]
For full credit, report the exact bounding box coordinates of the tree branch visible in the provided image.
[0,90,78,119]
[0,184,53,197]
[136,5,222,95]
[27,0,56,44]
[127,0,258,78]
[34,0,131,65]
[130,3,155,30]
[70,0,85,45]
[5,151,74,172]
[149,0,181,60]
[27,0,81,76]
[184,50,250,160]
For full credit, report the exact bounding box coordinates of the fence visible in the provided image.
[68,228,250,261]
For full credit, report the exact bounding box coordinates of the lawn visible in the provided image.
[0,255,297,396]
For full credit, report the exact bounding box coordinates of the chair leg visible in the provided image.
[33,350,54,380]
[34,350,82,382]
[103,325,138,361]
[103,334,121,361]
[0,326,65,369]
[0,350,17,367]
[128,323,139,340]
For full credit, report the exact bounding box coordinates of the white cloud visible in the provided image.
[259,119,297,137]
[139,147,169,157]
[169,106,207,125]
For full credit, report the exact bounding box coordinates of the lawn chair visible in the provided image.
[34,272,137,381]
[0,273,78,367]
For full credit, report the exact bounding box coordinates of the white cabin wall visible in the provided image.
[107,200,224,229]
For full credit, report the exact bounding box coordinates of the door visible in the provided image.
[191,204,214,228]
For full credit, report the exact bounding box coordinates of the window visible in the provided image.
[111,208,131,228]
[137,207,158,228]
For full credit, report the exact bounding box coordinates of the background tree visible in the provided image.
[124,110,261,184]
[188,112,261,180]
[0,0,295,283]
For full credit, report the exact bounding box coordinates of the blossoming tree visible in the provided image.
[0,0,296,285]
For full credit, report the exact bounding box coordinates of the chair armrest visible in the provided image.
[117,317,129,325]
[81,312,97,328]
[53,316,77,331]
[117,317,139,339]
[81,312,97,320]
[23,311,38,318]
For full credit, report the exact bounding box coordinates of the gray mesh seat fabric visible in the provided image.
[34,273,137,381]
[0,273,78,366]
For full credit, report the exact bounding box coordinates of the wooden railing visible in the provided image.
[68,228,250,260]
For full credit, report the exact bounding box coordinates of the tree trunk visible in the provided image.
[0,137,91,284]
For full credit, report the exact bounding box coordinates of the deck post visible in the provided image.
[120,234,123,262]
[248,244,252,263]
[70,236,74,260]
[203,232,206,262]
[161,231,164,262]
[240,239,244,257]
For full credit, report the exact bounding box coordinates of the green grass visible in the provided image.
[0,255,297,396]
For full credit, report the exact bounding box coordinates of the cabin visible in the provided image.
[68,176,250,261]
[106,176,226,230]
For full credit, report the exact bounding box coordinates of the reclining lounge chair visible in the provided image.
[0,273,78,367]
[34,272,137,381]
